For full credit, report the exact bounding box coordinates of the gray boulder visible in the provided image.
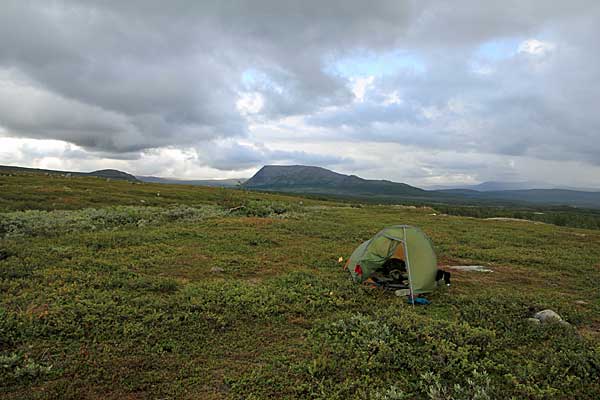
[533,309,570,326]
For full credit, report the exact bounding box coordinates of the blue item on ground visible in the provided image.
[408,297,431,305]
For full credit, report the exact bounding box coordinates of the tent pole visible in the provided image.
[402,226,415,307]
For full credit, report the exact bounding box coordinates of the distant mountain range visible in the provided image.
[136,176,246,187]
[428,181,600,192]
[4,163,600,209]
[0,165,248,187]
[0,165,139,182]
[245,165,600,209]
[436,188,600,209]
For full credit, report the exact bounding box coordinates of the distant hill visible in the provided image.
[447,181,551,191]
[244,165,429,198]
[244,165,600,209]
[87,169,139,181]
[429,180,600,192]
[438,188,600,209]
[468,181,551,191]
[137,176,246,187]
[0,164,248,187]
[0,165,139,182]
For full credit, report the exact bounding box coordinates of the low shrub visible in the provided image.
[0,352,53,384]
[296,308,600,399]
[0,205,225,238]
[230,199,301,218]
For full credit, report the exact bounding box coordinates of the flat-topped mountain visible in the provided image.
[244,165,428,197]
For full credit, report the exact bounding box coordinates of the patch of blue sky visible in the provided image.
[241,68,266,87]
[241,68,285,93]
[475,37,523,60]
[325,50,426,78]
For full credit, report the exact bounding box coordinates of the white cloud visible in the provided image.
[382,90,403,105]
[447,98,467,114]
[471,63,494,75]
[350,76,374,102]
[236,92,265,115]
[518,39,556,56]
[421,106,443,120]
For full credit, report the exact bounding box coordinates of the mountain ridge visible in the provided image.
[0,165,139,182]
[428,180,600,192]
[3,163,600,208]
[244,165,428,197]
[244,165,600,208]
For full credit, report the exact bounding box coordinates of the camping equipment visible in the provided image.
[435,270,452,286]
[408,297,431,305]
[347,225,439,295]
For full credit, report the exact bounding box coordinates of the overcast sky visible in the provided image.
[1,1,599,188]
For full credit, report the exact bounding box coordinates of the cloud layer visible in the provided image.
[1,1,599,186]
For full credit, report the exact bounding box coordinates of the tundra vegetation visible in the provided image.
[1,172,599,399]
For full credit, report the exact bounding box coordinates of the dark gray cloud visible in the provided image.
[304,23,600,165]
[0,0,599,181]
[0,0,413,152]
[196,141,357,171]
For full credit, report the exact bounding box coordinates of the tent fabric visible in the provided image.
[347,225,438,294]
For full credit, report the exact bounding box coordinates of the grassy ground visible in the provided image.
[1,172,599,399]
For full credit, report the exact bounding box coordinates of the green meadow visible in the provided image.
[1,172,599,399]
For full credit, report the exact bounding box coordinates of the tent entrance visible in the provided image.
[368,239,412,291]
[364,228,418,297]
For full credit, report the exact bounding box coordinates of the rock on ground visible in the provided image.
[449,265,493,272]
[533,309,570,326]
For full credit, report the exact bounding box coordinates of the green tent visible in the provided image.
[347,225,438,294]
